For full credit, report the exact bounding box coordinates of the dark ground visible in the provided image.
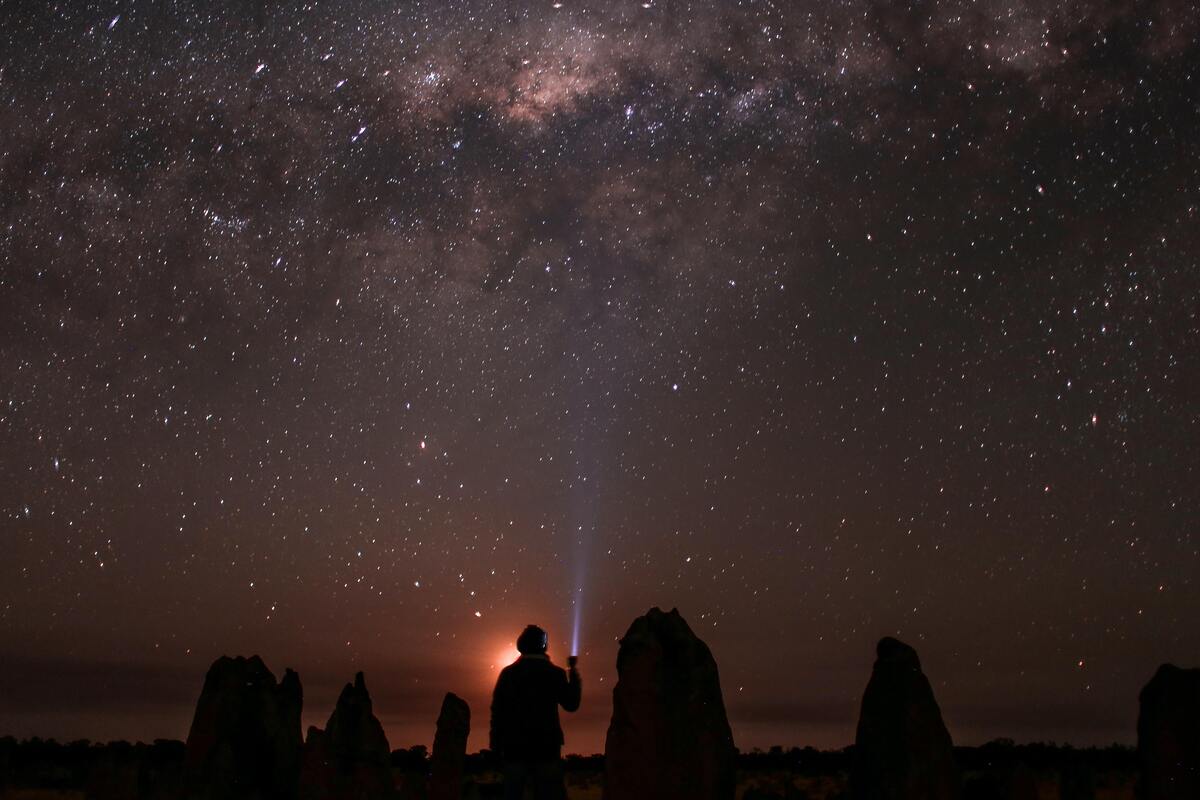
[0,736,1138,799]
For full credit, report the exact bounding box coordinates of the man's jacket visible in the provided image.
[489,654,581,761]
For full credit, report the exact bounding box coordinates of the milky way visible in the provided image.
[1,0,1198,752]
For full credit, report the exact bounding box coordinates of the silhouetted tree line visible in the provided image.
[954,739,1138,772]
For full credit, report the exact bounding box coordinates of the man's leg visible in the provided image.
[530,759,567,800]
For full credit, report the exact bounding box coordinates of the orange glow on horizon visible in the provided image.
[490,644,521,671]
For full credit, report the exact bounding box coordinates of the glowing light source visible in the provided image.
[493,645,520,670]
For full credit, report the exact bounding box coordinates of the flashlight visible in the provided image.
[568,655,578,669]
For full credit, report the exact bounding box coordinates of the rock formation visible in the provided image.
[428,692,470,800]
[183,655,303,800]
[852,637,960,800]
[603,607,736,800]
[300,671,396,800]
[1138,663,1200,800]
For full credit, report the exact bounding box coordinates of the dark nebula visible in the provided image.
[1,0,1198,753]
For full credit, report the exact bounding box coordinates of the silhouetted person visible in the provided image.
[490,624,581,800]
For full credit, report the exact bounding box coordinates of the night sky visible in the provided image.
[1,0,1198,755]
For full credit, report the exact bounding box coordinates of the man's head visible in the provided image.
[517,624,549,655]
